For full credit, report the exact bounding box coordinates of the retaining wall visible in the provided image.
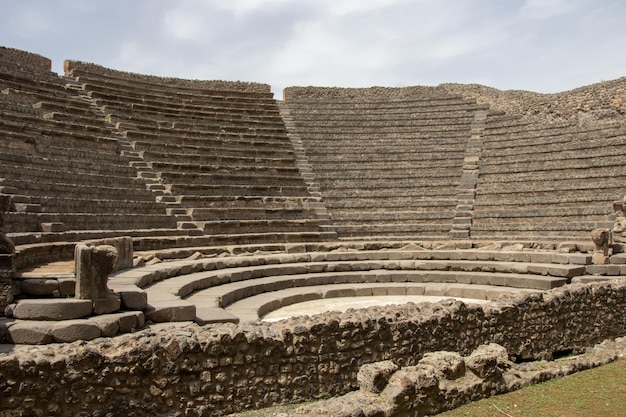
[1,280,625,416]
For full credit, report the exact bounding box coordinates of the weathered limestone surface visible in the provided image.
[75,243,121,314]
[0,280,625,416]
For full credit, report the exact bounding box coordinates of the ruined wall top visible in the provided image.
[64,60,272,94]
[0,46,52,73]
[285,78,626,126]
[440,77,626,125]
[283,85,448,101]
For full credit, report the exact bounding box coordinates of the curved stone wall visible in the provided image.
[283,85,448,101]
[64,60,272,93]
[1,279,625,416]
[0,46,51,73]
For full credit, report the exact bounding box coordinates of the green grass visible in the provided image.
[436,358,626,417]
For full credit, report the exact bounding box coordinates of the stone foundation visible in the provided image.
[1,280,625,416]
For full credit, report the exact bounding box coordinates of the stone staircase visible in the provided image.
[450,109,488,239]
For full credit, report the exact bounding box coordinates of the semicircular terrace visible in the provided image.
[1,46,626,417]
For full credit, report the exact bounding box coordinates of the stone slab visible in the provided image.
[7,321,53,344]
[145,301,196,322]
[118,311,145,333]
[195,307,240,324]
[89,314,121,337]
[17,279,59,296]
[119,290,148,310]
[12,299,93,321]
[610,253,626,264]
[52,320,101,343]
[92,297,121,315]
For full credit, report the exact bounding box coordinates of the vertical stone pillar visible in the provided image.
[74,243,121,314]
[0,195,15,313]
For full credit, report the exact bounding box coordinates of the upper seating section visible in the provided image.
[471,112,626,240]
[65,61,327,242]
[0,47,178,236]
[283,86,486,240]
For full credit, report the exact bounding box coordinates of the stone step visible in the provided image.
[225,282,538,323]
[2,311,145,344]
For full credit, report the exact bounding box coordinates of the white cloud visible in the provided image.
[520,0,583,19]
[162,6,211,41]
[115,42,163,74]
[213,0,293,15]
[322,0,410,17]
[2,0,626,98]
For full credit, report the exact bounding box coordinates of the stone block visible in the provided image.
[145,301,196,322]
[52,320,101,343]
[119,290,148,310]
[406,285,425,295]
[90,315,120,337]
[466,343,511,379]
[606,265,622,276]
[386,286,406,296]
[18,279,59,296]
[118,311,144,333]
[12,299,93,320]
[7,321,53,344]
[568,254,592,265]
[358,360,399,393]
[86,236,134,271]
[419,351,465,380]
[324,288,355,298]
[58,278,76,297]
[609,253,626,264]
[449,230,469,239]
[40,223,65,233]
[92,297,121,315]
[355,287,373,296]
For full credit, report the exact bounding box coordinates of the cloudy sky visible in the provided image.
[1,0,625,98]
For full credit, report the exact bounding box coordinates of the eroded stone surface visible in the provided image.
[11,299,93,321]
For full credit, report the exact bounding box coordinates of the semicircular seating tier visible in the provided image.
[282,86,487,241]
[471,111,626,240]
[65,62,334,245]
[282,86,626,241]
[0,55,182,268]
[0,51,335,269]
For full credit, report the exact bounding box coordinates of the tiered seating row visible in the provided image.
[285,90,485,239]
[0,60,180,238]
[110,247,590,324]
[473,113,626,239]
[68,63,328,244]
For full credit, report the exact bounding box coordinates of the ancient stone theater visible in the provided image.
[0,46,625,416]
